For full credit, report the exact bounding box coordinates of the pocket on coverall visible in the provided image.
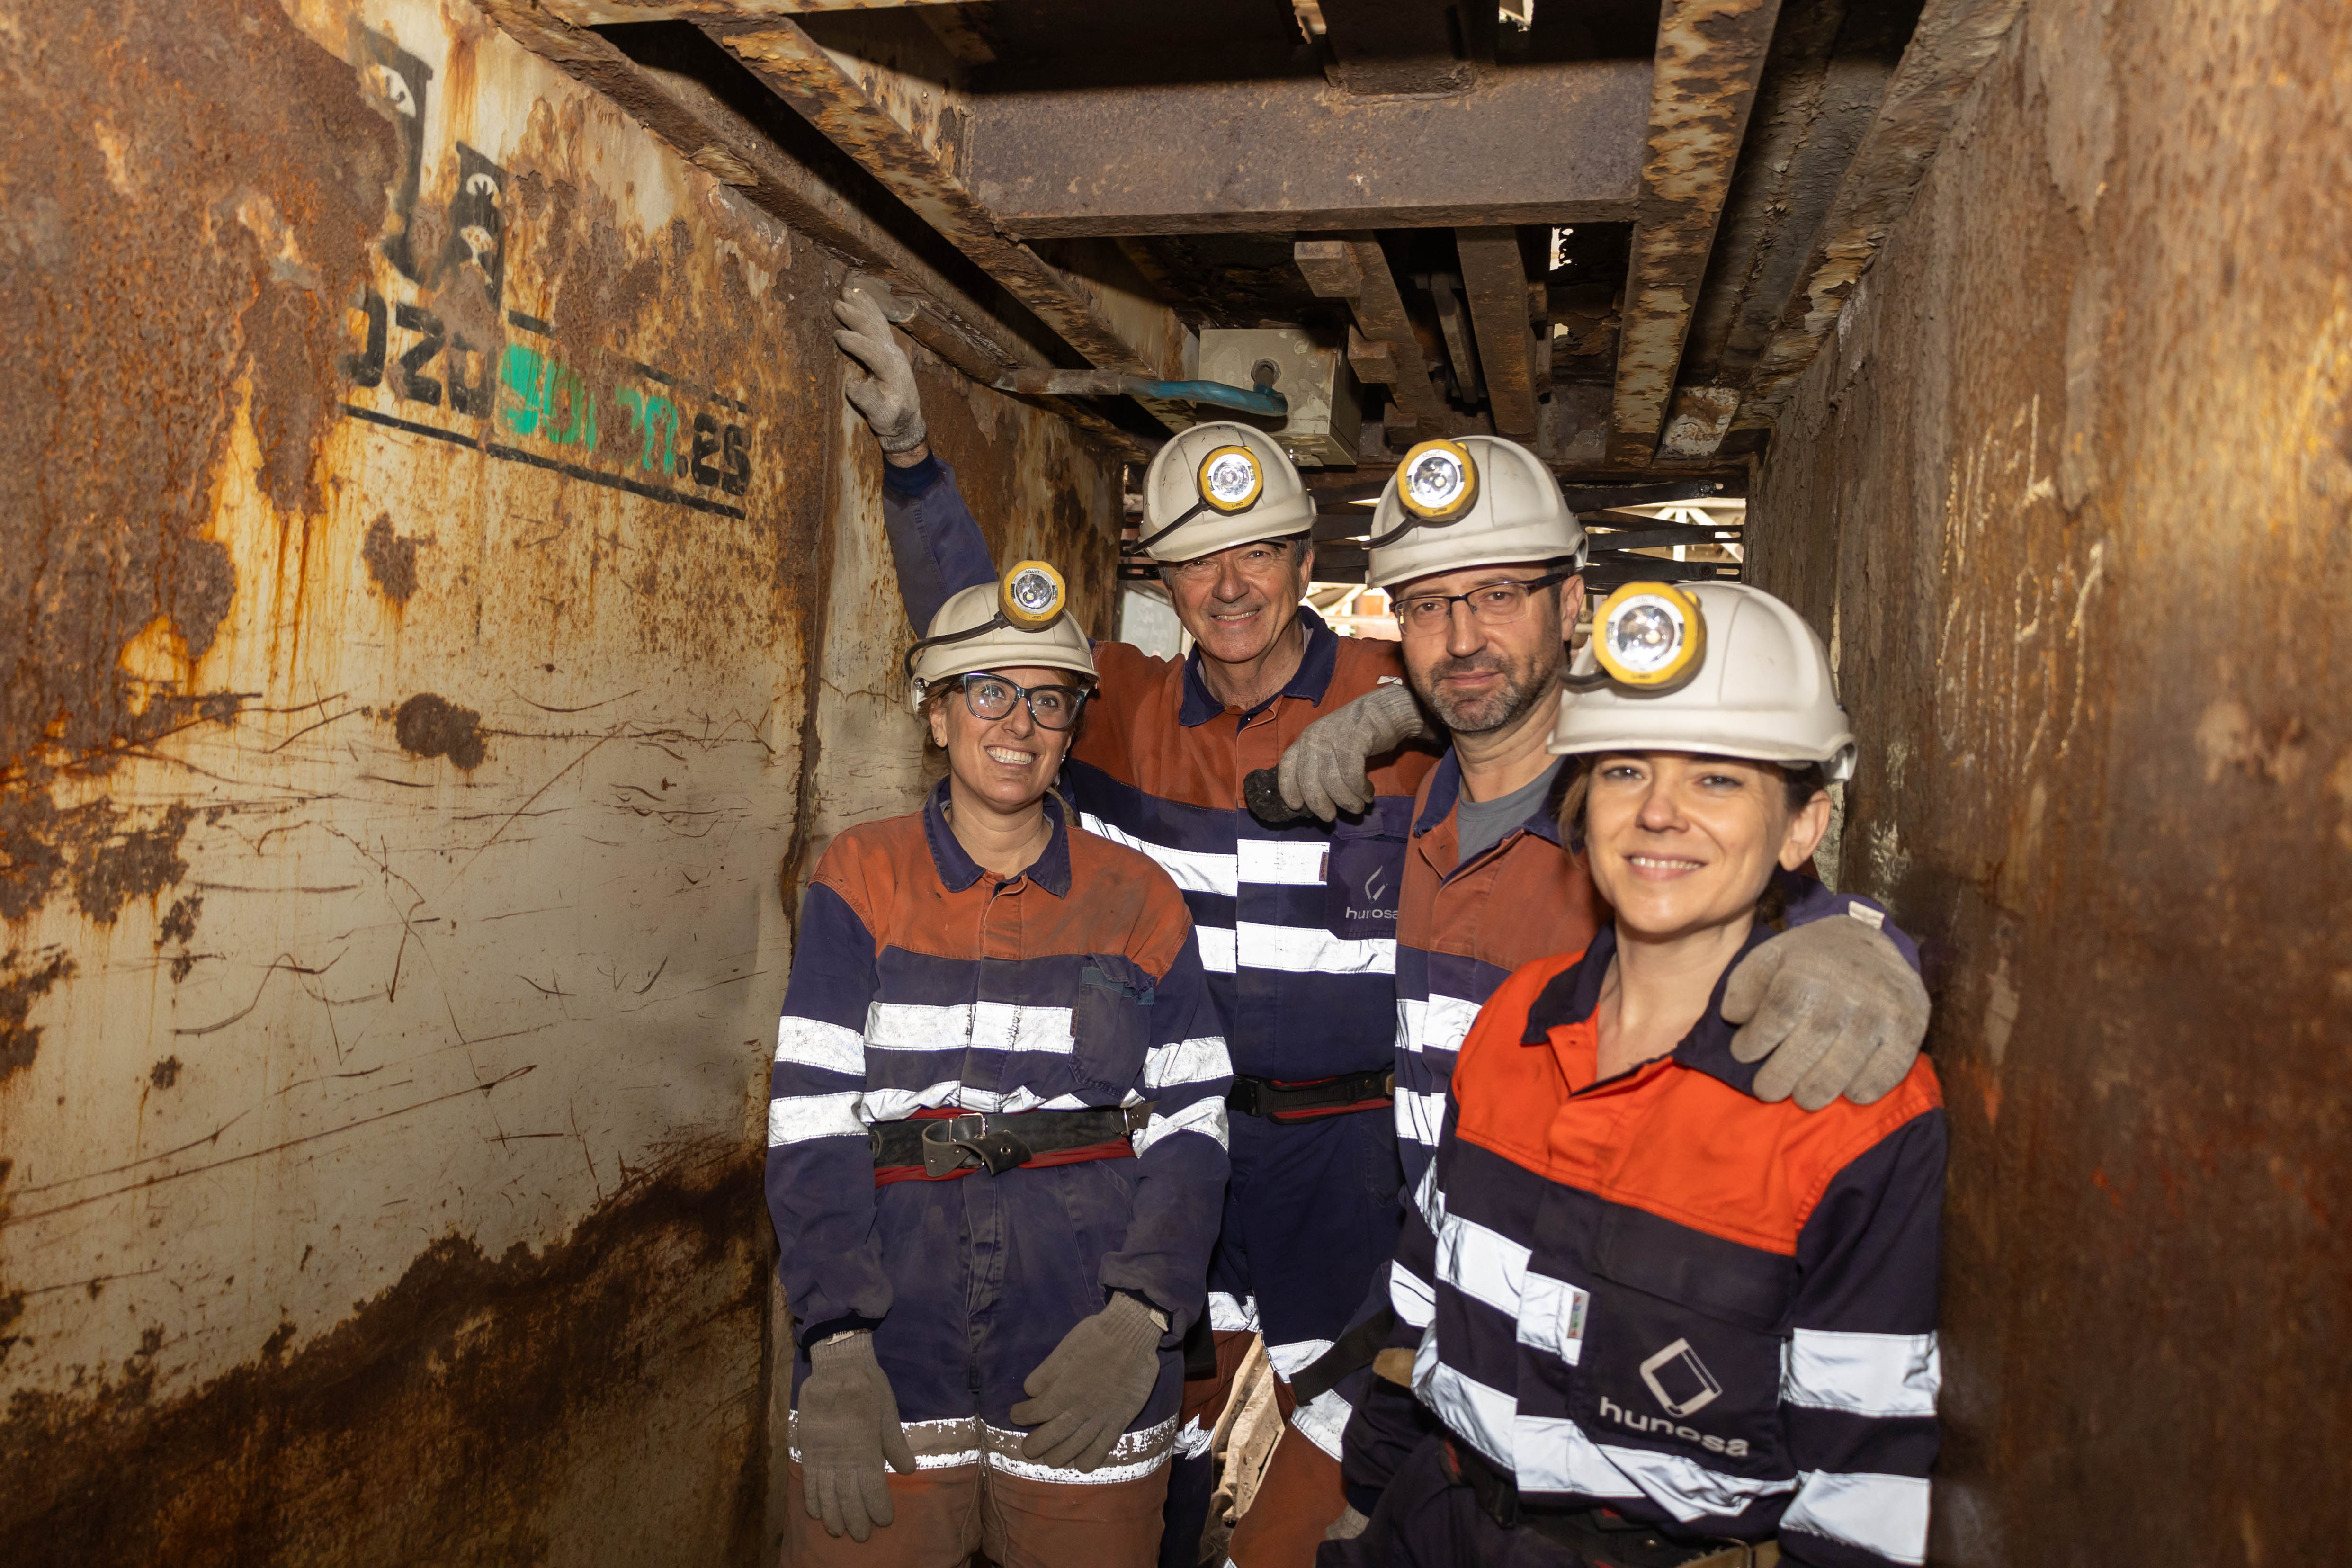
[1071,955,1156,1092]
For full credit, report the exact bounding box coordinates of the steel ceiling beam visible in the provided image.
[708,18,1197,430]
[1294,238,1449,439]
[1455,228,1539,438]
[962,63,1651,237]
[1608,0,1786,465]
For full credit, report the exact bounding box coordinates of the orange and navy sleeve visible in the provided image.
[1099,896,1234,1338]
[1776,1084,1947,1567]
[879,453,998,629]
[765,846,890,1348]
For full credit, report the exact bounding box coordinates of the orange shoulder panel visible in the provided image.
[809,813,930,954]
[1063,828,1198,979]
[1452,953,1945,1255]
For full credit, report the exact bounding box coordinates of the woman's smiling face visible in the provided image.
[1582,752,1830,942]
[927,665,1082,813]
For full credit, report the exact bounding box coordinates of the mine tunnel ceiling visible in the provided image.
[492,0,1966,492]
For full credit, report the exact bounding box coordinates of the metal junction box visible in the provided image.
[1199,327,1362,467]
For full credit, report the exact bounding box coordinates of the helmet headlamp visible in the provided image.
[1397,439,1478,522]
[1000,560,1067,629]
[1592,582,1707,690]
[1197,446,1264,513]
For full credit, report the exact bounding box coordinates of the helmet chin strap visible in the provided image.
[903,613,1008,683]
[1130,496,1216,557]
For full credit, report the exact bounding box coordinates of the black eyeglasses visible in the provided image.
[1391,569,1576,638]
[957,672,1090,731]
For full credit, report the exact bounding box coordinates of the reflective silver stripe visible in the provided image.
[1514,1271,1590,1365]
[1395,1086,1446,1150]
[1780,1470,1931,1564]
[980,1416,1177,1485]
[1589,1439,1797,1523]
[1263,1336,1332,1383]
[1397,993,1482,1057]
[1783,1329,1941,1417]
[861,1079,970,1121]
[1174,1415,1216,1460]
[1412,1161,1448,1231]
[1234,920,1396,977]
[1235,837,1327,885]
[1208,1290,1259,1333]
[1145,1035,1234,1089]
[1435,1210,1529,1318]
[1078,812,1238,896]
[767,1092,862,1147]
[1390,1258,1437,1328]
[1133,1093,1229,1155]
[789,1412,983,1471]
[774,1015,864,1073]
[1414,1356,1519,1477]
[866,1000,1076,1056]
[1502,1415,1647,1500]
[1288,1387,1351,1460]
[1194,925,1238,973]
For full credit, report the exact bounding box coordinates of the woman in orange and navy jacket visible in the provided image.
[1328,583,1945,1568]
[767,574,1233,1568]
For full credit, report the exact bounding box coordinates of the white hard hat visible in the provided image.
[906,565,1097,710]
[1547,582,1856,782]
[1366,436,1586,591]
[1137,421,1315,562]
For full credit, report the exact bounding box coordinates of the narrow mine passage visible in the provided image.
[0,1,2343,1566]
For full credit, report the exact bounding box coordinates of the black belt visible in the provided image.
[1444,1440,1764,1567]
[1292,1304,1396,1403]
[869,1106,1148,1179]
[1227,1068,1394,1122]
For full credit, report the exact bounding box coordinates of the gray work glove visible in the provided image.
[1724,914,1930,1110]
[797,1329,918,1541]
[1008,1292,1165,1473]
[1326,1505,1372,1541]
[1277,683,1437,821]
[832,284,928,453]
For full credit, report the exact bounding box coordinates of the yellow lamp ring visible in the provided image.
[1196,445,1265,514]
[999,560,1068,630]
[1593,582,1708,690]
[1396,439,1479,522]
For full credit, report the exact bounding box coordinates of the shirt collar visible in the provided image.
[1517,890,1799,1096]
[921,778,1074,897]
[1178,604,1342,726]
[1413,749,1568,849]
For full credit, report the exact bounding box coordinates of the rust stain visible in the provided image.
[359,514,426,603]
[0,1146,771,1566]
[0,796,197,927]
[0,950,77,1086]
[392,693,489,771]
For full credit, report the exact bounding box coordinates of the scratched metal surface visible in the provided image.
[0,0,1116,1561]
[1747,0,2352,1560]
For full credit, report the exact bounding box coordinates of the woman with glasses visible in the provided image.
[766,574,1234,1566]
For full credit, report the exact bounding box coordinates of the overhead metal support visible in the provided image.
[1729,0,2031,435]
[535,0,966,21]
[474,2,1154,459]
[962,63,1651,237]
[1455,228,1539,438]
[1608,0,1786,465]
[1294,238,1448,439]
[706,18,1197,430]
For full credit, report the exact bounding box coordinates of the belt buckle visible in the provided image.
[1228,1079,1264,1118]
[920,1114,986,1178]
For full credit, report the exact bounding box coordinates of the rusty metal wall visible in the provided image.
[1747,0,2352,1561]
[0,1,1117,1561]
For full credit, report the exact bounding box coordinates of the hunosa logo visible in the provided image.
[1346,862,1396,924]
[1597,1339,1748,1456]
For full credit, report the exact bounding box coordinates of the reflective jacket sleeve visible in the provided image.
[1097,936,1233,1343]
[766,878,890,1346]
[881,454,999,631]
[1776,1107,1948,1568]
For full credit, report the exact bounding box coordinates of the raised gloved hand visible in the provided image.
[832,284,928,454]
[797,1329,918,1541]
[1724,913,1930,1110]
[1009,1292,1165,1473]
[1277,683,1436,821]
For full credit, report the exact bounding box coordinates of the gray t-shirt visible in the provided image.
[1454,757,1565,867]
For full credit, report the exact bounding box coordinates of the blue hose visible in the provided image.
[1132,379,1289,417]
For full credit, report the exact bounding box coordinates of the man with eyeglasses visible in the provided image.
[1267,436,1932,1550]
